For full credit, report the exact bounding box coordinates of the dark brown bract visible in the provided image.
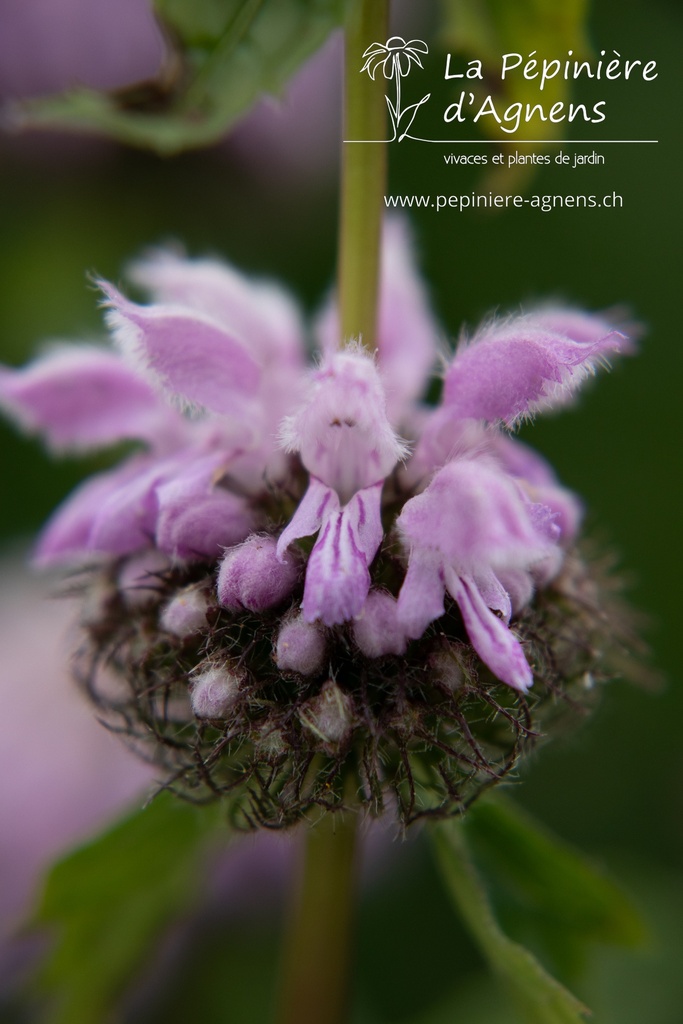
[71,542,631,832]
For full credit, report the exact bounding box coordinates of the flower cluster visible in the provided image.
[0,221,632,827]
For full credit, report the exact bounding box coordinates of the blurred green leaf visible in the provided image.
[432,817,590,1024]
[32,792,224,1024]
[440,0,590,149]
[465,796,645,970]
[155,0,248,47]
[12,0,351,154]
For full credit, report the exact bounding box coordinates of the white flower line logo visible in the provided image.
[361,36,430,142]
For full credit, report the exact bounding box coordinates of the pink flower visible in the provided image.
[0,252,308,566]
[0,222,632,694]
[316,218,440,428]
[396,459,561,691]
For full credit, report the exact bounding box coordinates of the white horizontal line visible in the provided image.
[344,139,659,144]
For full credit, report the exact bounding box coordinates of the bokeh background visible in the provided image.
[0,0,681,1021]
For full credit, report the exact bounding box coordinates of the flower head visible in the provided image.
[0,221,636,828]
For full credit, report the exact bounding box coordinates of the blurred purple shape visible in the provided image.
[0,0,165,100]
[0,558,153,950]
[227,33,342,181]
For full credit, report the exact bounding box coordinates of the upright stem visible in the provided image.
[275,811,359,1024]
[338,0,389,349]
[276,6,387,1020]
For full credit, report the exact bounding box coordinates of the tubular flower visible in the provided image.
[396,458,561,692]
[0,222,636,828]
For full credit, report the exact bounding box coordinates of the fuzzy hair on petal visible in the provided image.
[98,280,263,420]
[444,307,629,428]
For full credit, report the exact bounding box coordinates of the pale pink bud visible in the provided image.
[190,667,242,719]
[352,590,408,658]
[217,534,299,613]
[160,584,211,638]
[275,614,327,676]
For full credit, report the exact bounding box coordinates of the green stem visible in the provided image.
[338,0,390,350]
[275,811,359,1024]
[275,7,387,1017]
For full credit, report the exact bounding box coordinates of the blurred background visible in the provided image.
[0,0,681,1021]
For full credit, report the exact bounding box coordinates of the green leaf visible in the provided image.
[439,0,591,143]
[432,817,590,1024]
[155,0,249,48]
[31,792,225,1024]
[11,0,352,154]
[465,796,645,969]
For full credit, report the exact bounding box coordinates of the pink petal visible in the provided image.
[404,408,491,486]
[350,482,384,560]
[33,464,141,566]
[493,435,583,541]
[446,571,533,692]
[474,568,512,623]
[496,569,534,615]
[492,435,559,487]
[279,349,407,502]
[302,484,384,627]
[532,306,636,351]
[302,509,371,625]
[396,547,446,638]
[88,460,169,555]
[0,346,172,452]
[155,454,254,562]
[444,334,561,426]
[443,311,626,427]
[352,590,408,658]
[128,251,306,370]
[276,477,340,561]
[100,282,262,418]
[398,459,554,574]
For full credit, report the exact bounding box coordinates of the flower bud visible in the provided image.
[275,614,326,676]
[428,647,468,691]
[299,680,354,751]
[190,666,242,719]
[160,583,212,638]
[352,590,408,658]
[254,723,287,759]
[217,534,299,612]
